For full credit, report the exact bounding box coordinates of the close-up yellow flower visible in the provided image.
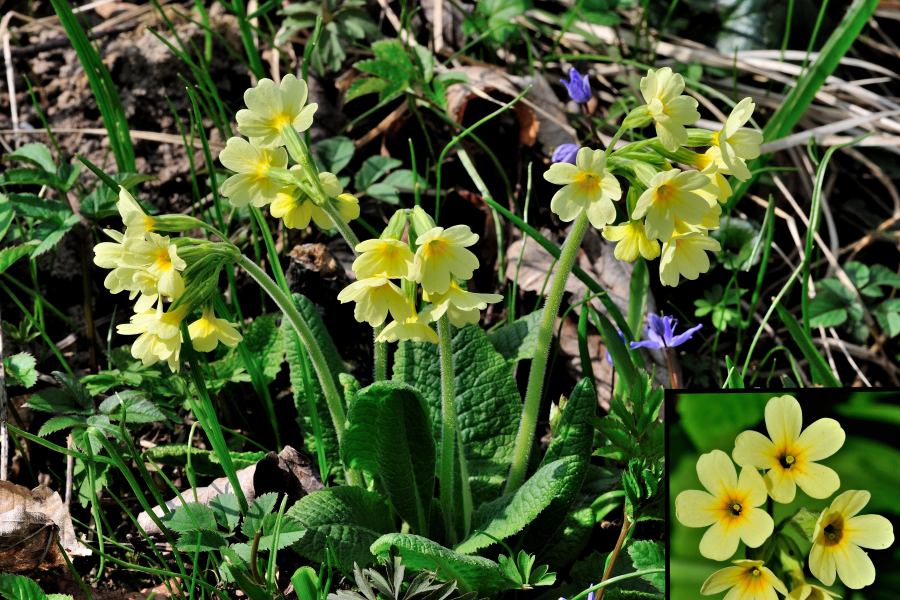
[658,231,721,287]
[786,583,840,600]
[117,187,154,237]
[695,152,733,205]
[732,395,845,503]
[376,310,439,344]
[675,449,774,561]
[352,238,414,279]
[700,560,788,600]
[809,489,894,590]
[632,168,713,241]
[117,303,187,372]
[425,281,503,328]
[269,189,314,229]
[337,276,413,327]
[235,74,318,147]
[710,98,763,181]
[639,67,701,151]
[126,233,187,301]
[544,147,622,228]
[187,307,243,353]
[602,220,660,261]
[411,225,480,295]
[219,137,289,208]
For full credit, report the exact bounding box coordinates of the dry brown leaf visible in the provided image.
[0,480,90,572]
[137,446,322,536]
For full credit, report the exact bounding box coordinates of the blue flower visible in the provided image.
[630,314,702,350]
[561,68,592,104]
[552,143,580,164]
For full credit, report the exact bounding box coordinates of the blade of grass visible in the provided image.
[49,0,134,171]
[776,303,840,386]
[727,0,877,209]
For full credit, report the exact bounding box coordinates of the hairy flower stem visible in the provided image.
[374,326,387,381]
[238,254,360,485]
[320,200,361,250]
[507,212,590,492]
[595,512,632,600]
[437,315,472,542]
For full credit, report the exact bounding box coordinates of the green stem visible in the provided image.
[506,212,590,493]
[437,315,459,543]
[237,254,360,485]
[320,200,361,250]
[374,326,388,381]
[568,569,666,600]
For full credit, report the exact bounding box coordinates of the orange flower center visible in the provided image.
[655,183,675,203]
[574,171,601,195]
[155,249,172,271]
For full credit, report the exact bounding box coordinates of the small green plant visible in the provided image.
[329,556,475,600]
[278,0,377,74]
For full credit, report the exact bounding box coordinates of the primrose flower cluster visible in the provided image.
[675,395,894,598]
[218,74,360,231]
[338,207,502,343]
[93,189,241,371]
[547,67,763,286]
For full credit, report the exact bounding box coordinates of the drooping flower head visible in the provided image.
[117,303,187,372]
[219,137,289,208]
[675,449,774,561]
[602,220,660,262]
[235,74,318,147]
[632,169,712,241]
[352,238,415,279]
[710,97,763,181]
[126,232,188,301]
[630,313,702,350]
[700,560,788,600]
[809,490,894,590]
[638,67,700,151]
[544,147,622,228]
[411,225,480,295]
[658,232,721,287]
[561,68,591,104]
[425,281,503,328]
[187,307,243,353]
[732,395,845,503]
[376,310,439,344]
[551,143,580,164]
[337,276,413,327]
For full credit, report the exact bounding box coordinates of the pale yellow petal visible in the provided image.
[765,395,803,449]
[830,489,871,520]
[696,449,738,498]
[765,466,797,503]
[544,162,579,185]
[809,540,836,586]
[796,418,845,461]
[737,507,774,548]
[733,430,778,469]
[738,465,769,507]
[794,463,840,500]
[699,520,741,561]
[834,543,876,589]
[700,565,744,595]
[675,489,720,527]
[846,514,894,549]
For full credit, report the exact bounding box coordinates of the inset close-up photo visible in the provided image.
[669,390,899,600]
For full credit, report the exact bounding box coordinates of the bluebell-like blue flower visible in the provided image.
[561,68,591,104]
[630,314,702,350]
[552,143,580,164]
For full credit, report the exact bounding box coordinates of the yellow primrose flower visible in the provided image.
[309,172,361,229]
[411,225,480,295]
[187,308,242,353]
[632,169,712,241]
[337,276,413,327]
[376,311,439,344]
[675,449,773,561]
[786,583,840,600]
[425,281,503,328]
[269,189,314,229]
[117,188,154,237]
[674,201,722,234]
[809,490,894,590]
[94,229,142,295]
[219,137,289,208]
[710,98,763,181]
[639,67,700,151]
[126,233,187,300]
[117,304,187,372]
[544,147,622,228]
[694,151,733,205]
[701,560,788,600]
[602,220,660,261]
[235,74,318,147]
[732,395,844,503]
[659,232,720,287]
[352,238,415,279]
